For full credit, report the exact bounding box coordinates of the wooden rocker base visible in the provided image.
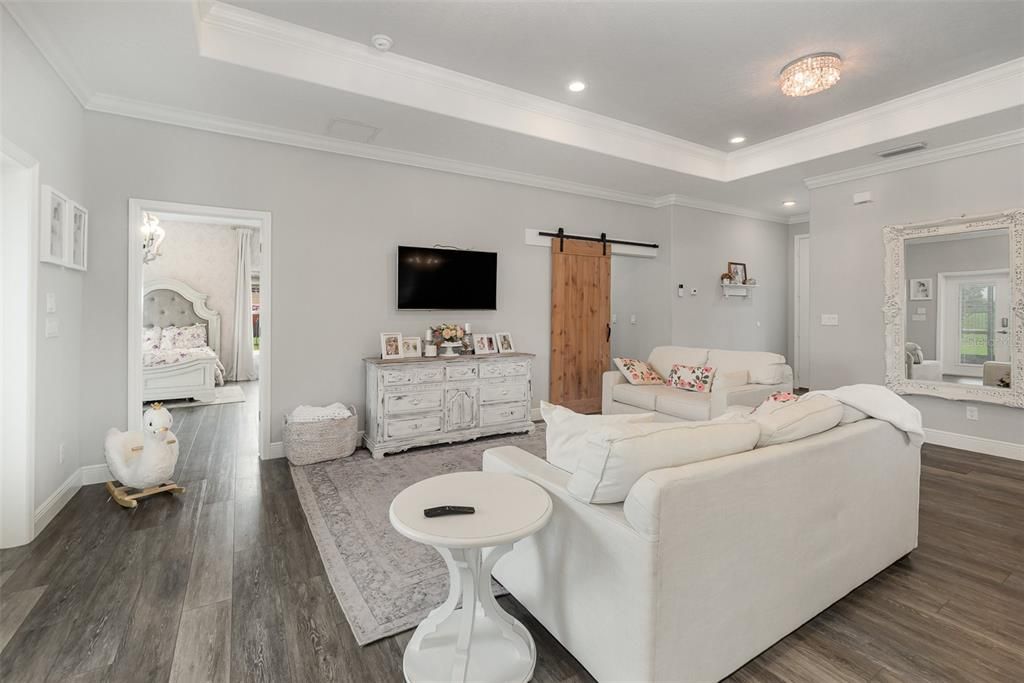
[106,480,185,509]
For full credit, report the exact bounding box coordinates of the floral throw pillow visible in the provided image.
[142,326,162,352]
[613,358,664,385]
[160,323,208,350]
[665,364,716,392]
[754,391,800,415]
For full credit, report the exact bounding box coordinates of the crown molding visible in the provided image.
[4,1,94,106]
[195,0,728,180]
[729,58,1024,179]
[803,128,1024,189]
[787,213,810,225]
[652,193,788,224]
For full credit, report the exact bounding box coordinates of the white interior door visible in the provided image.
[794,235,811,388]
[939,271,1010,377]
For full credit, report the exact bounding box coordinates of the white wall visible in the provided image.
[2,10,86,510]
[81,112,672,460]
[808,145,1024,445]
[144,220,241,374]
[670,205,790,355]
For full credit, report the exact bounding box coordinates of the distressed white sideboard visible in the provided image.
[364,353,535,459]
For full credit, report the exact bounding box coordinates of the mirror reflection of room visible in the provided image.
[904,228,1011,388]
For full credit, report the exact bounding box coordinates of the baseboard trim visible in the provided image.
[81,463,113,485]
[924,428,1024,461]
[33,469,81,535]
[266,441,285,460]
[530,407,542,422]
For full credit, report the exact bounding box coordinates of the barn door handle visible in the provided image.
[606,323,611,342]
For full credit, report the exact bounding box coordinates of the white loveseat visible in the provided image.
[604,346,793,421]
[483,419,920,682]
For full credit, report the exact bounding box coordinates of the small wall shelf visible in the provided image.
[721,283,758,298]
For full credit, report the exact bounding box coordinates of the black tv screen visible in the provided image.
[397,246,497,310]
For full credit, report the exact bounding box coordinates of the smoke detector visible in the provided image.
[371,34,393,52]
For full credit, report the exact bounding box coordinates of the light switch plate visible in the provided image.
[966,406,979,421]
[916,307,926,315]
[821,314,839,326]
[911,314,926,322]
[46,293,57,313]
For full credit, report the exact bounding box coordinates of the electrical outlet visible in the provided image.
[611,313,617,324]
[820,314,839,326]
[46,293,57,313]
[59,443,65,464]
[45,317,60,338]
[630,314,638,325]
[965,406,979,421]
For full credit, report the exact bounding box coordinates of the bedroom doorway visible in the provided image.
[127,199,272,461]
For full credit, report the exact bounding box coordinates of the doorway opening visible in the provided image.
[127,200,272,460]
[793,234,810,390]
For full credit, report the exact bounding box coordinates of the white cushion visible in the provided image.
[752,394,843,447]
[540,401,655,474]
[646,346,708,380]
[748,363,787,385]
[567,416,761,504]
[612,384,679,411]
[707,350,785,375]
[655,391,712,421]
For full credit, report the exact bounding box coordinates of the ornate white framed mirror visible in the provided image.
[883,209,1023,407]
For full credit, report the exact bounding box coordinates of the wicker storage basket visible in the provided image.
[283,405,359,466]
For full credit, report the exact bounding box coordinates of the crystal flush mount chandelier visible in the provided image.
[779,52,842,97]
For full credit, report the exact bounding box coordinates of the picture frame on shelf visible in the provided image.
[909,278,933,301]
[401,336,422,358]
[40,185,69,266]
[473,334,489,354]
[69,203,88,270]
[496,332,515,353]
[727,261,747,284]
[380,332,404,359]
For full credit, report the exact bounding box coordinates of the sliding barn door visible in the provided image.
[550,239,611,413]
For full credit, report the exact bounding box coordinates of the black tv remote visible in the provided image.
[424,505,476,518]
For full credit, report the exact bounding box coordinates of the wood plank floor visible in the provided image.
[2,384,1022,682]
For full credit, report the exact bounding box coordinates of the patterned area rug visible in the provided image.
[290,425,548,645]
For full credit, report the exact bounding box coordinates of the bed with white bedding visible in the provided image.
[143,278,224,403]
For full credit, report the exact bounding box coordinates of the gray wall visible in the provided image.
[808,145,1024,445]
[670,205,790,354]
[81,112,673,461]
[3,11,87,507]
[904,234,1008,359]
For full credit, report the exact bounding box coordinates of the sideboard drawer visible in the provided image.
[480,402,528,426]
[480,361,529,378]
[385,415,443,439]
[479,383,528,404]
[384,390,444,415]
[381,367,417,386]
[446,364,478,381]
[416,366,445,383]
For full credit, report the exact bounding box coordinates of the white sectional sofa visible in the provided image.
[604,346,793,421]
[483,418,921,682]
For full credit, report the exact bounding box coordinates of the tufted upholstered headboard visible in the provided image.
[143,278,221,356]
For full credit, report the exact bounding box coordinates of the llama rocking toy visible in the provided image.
[104,402,184,509]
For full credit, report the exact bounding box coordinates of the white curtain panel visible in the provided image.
[231,228,258,381]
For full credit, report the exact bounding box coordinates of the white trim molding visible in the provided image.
[882,209,1023,407]
[805,128,1024,189]
[81,463,113,485]
[33,469,81,537]
[924,429,1024,461]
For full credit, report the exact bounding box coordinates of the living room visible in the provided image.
[1,2,1022,682]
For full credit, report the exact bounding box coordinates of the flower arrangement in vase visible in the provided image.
[430,323,466,356]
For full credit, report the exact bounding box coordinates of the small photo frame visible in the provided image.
[402,336,422,358]
[909,278,933,301]
[727,261,747,284]
[69,203,88,270]
[40,185,69,265]
[496,332,515,353]
[476,334,497,355]
[380,332,404,359]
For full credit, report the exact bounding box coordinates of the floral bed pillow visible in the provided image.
[613,358,664,385]
[142,326,162,352]
[665,364,716,393]
[160,323,208,350]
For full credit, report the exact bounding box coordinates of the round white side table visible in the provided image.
[389,471,552,683]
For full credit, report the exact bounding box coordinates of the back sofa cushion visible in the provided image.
[540,401,656,474]
[748,363,788,385]
[567,416,761,504]
[752,394,844,447]
[647,346,708,380]
[707,349,785,376]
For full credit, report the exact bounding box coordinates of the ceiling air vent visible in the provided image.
[877,142,927,158]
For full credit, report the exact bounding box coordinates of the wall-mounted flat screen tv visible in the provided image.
[397,246,497,310]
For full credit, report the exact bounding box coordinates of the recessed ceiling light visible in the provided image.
[782,200,797,207]
[371,34,393,51]
[729,136,746,144]
[567,80,586,93]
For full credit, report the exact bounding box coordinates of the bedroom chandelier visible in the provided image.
[779,52,842,97]
[141,212,165,263]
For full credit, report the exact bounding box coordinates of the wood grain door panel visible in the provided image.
[550,239,611,413]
